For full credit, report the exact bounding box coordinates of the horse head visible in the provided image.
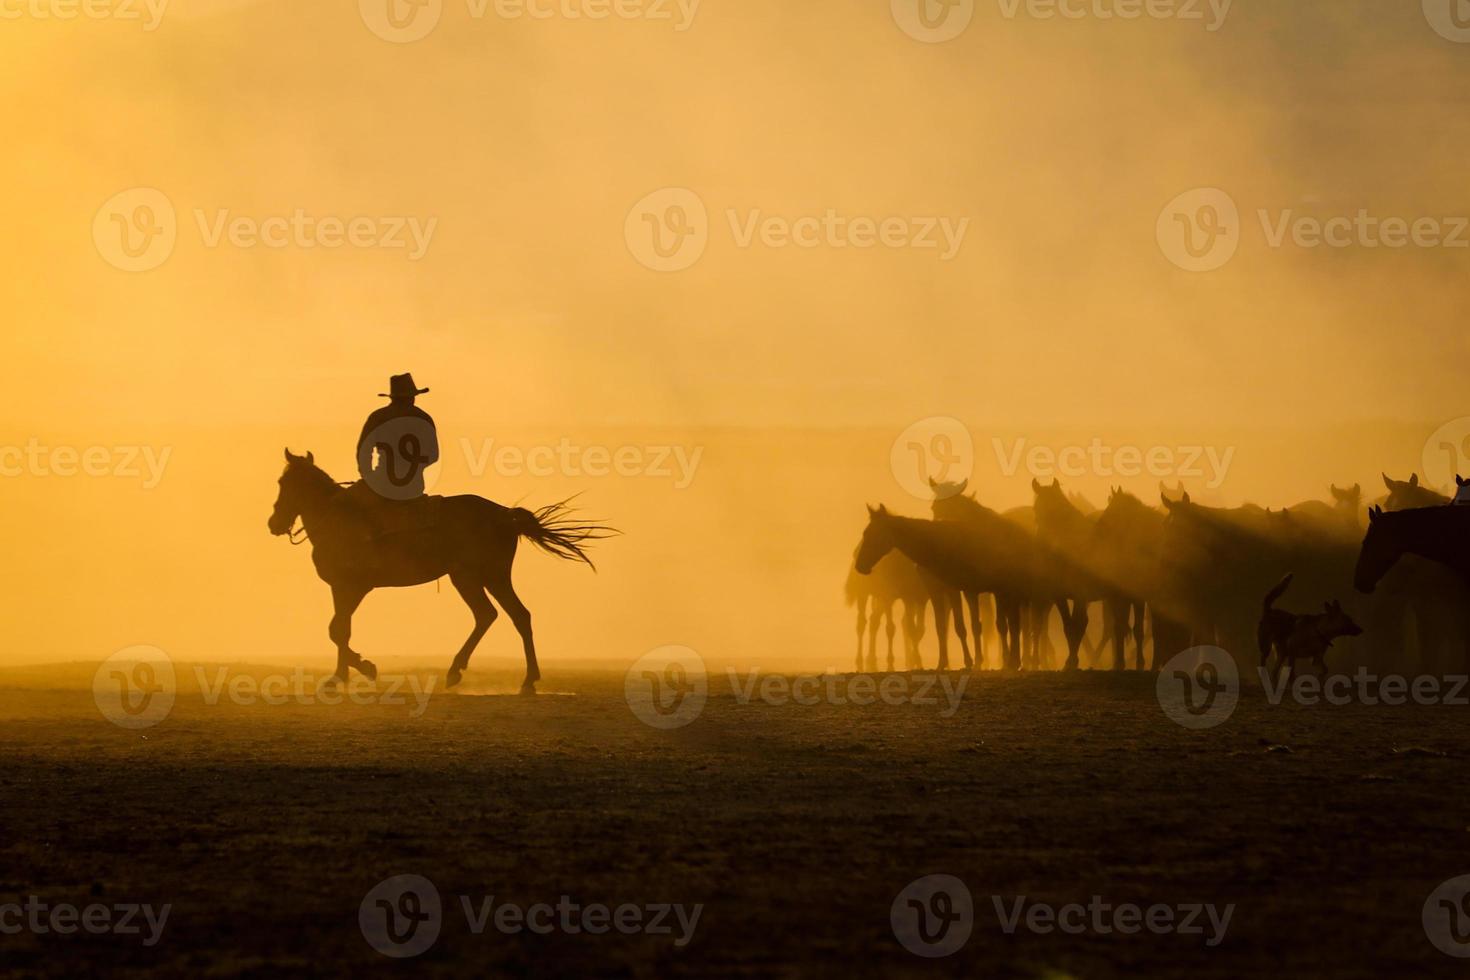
[269,448,320,537]
[1354,505,1400,594]
[854,504,895,575]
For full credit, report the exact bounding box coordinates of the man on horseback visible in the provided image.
[356,372,439,501]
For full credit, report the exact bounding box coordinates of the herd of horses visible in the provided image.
[846,473,1470,676]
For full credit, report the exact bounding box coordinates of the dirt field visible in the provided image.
[2,664,1469,978]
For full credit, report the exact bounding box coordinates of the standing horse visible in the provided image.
[268,450,611,693]
[1093,487,1168,670]
[1356,504,1470,673]
[845,550,930,672]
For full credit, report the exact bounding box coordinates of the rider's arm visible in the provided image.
[356,415,376,480]
[421,412,440,466]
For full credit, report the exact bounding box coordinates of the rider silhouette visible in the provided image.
[354,373,440,503]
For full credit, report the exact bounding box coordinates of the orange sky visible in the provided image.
[2,0,1468,671]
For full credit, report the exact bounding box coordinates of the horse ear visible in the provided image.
[1032,478,1042,493]
[1368,506,1380,523]
[1458,474,1467,488]
[306,451,314,465]
[928,477,938,489]
[866,504,877,518]
[1161,493,1176,511]
[1176,481,1185,492]
[957,478,968,493]
[1382,473,1394,491]
[1410,473,1419,487]
[284,448,293,463]
[1182,490,1191,504]
[1351,483,1360,495]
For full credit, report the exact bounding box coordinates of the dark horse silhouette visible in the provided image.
[1356,504,1470,592]
[268,450,611,693]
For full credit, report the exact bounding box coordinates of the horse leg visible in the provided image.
[854,598,867,672]
[866,601,883,673]
[966,592,982,671]
[487,570,539,694]
[933,593,952,672]
[445,572,498,690]
[951,591,973,672]
[906,599,927,670]
[883,605,897,673]
[1132,602,1147,671]
[328,583,373,684]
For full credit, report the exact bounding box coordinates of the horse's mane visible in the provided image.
[288,457,346,497]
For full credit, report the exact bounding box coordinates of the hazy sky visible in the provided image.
[3,0,1468,670]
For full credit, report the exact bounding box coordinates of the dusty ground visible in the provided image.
[2,664,1469,978]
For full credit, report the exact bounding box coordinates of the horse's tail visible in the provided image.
[510,498,616,570]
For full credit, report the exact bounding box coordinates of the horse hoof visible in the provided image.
[358,659,378,681]
[446,668,462,689]
[519,681,537,696]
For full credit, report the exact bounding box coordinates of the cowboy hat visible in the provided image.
[379,373,430,398]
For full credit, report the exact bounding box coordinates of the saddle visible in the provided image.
[345,482,444,538]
